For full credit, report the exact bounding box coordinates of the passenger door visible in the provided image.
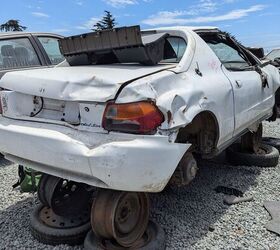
[205,34,274,136]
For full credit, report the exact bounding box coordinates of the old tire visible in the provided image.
[262,137,280,151]
[30,204,91,246]
[84,220,165,250]
[37,174,50,206]
[227,143,279,167]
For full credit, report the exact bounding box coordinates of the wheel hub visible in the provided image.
[115,194,140,234]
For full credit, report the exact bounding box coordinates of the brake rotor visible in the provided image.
[91,190,149,248]
[39,206,90,229]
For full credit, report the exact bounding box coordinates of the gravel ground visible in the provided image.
[1,121,280,250]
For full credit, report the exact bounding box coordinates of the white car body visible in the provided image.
[0,26,279,192]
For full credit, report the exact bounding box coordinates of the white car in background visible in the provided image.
[0,32,65,80]
[0,26,279,247]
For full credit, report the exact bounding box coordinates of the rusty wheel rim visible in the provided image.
[99,222,154,250]
[91,190,149,248]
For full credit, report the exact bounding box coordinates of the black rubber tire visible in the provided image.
[227,143,279,167]
[84,220,165,250]
[262,137,280,151]
[30,204,91,246]
[37,174,50,206]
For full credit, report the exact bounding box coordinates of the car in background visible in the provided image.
[267,48,280,61]
[0,32,65,79]
[266,48,280,69]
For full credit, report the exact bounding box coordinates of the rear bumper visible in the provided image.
[0,117,190,192]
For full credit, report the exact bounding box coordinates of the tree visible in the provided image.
[0,20,27,32]
[93,11,117,31]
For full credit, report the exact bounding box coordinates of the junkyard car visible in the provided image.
[0,32,64,79]
[0,26,279,247]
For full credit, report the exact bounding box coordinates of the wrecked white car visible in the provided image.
[0,26,279,247]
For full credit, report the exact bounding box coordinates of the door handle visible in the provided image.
[235,80,242,88]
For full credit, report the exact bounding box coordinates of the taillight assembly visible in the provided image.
[102,101,164,134]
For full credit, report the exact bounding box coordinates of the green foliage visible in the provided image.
[0,19,27,32]
[93,11,117,31]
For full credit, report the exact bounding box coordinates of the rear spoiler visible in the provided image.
[59,25,171,66]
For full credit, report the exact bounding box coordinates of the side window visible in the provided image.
[38,37,65,65]
[0,38,41,70]
[162,37,187,63]
[207,42,250,71]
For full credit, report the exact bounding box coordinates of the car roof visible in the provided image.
[0,32,64,38]
[147,26,219,32]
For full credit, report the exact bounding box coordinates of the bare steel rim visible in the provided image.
[43,175,91,217]
[99,221,158,250]
[91,189,150,247]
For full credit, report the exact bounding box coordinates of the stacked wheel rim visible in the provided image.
[91,190,149,247]
[30,204,91,246]
[84,220,165,250]
[38,174,91,217]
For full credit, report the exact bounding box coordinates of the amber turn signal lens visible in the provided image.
[102,101,164,134]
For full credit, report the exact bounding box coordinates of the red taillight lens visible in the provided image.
[102,101,164,134]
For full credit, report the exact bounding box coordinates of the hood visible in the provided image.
[0,64,175,102]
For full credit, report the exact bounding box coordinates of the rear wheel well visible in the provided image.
[176,111,219,155]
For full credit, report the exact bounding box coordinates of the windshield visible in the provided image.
[267,49,280,61]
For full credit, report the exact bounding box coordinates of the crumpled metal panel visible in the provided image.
[0,117,190,192]
[0,64,175,102]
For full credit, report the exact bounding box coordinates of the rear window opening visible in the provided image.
[59,26,187,66]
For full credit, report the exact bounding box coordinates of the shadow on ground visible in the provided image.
[150,154,262,249]
[0,153,263,250]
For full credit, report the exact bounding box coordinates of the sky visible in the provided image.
[0,0,279,51]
